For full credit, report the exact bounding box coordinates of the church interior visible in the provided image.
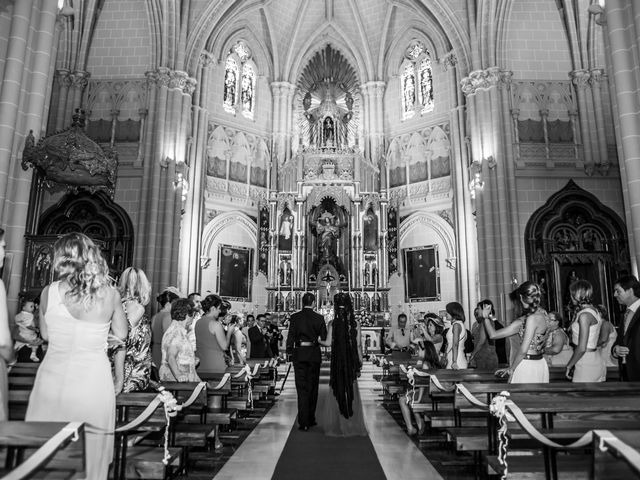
[2,0,640,478]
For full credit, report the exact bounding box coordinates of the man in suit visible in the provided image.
[286,292,327,431]
[612,275,640,381]
[249,314,271,358]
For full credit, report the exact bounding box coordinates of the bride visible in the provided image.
[317,292,367,436]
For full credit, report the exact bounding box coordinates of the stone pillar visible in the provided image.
[54,69,72,131]
[603,0,640,274]
[66,70,90,127]
[570,69,596,174]
[0,1,59,311]
[461,66,520,315]
[179,52,212,294]
[589,69,610,173]
[135,67,197,295]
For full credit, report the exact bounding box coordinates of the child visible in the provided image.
[14,299,44,362]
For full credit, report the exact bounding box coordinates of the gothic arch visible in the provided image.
[399,211,456,265]
[525,180,630,320]
[201,211,258,260]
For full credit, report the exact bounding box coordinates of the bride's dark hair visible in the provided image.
[330,292,361,419]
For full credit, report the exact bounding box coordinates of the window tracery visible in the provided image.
[223,41,256,118]
[401,41,434,120]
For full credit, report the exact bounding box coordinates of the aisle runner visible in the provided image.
[270,422,387,480]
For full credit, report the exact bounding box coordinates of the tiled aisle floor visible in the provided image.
[214,363,443,480]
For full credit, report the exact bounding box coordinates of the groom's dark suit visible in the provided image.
[614,308,640,381]
[286,306,327,429]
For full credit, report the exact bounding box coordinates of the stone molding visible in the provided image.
[461,67,503,96]
[200,211,258,261]
[398,211,456,269]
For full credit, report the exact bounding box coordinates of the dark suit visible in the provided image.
[286,307,327,428]
[248,325,271,358]
[614,309,640,381]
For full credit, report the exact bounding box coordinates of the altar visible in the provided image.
[264,54,390,322]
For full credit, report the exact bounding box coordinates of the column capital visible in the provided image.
[70,70,90,89]
[570,69,591,90]
[460,67,501,96]
[441,51,458,71]
[589,68,606,86]
[270,81,296,97]
[199,51,216,68]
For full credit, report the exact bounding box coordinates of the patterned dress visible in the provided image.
[510,315,549,383]
[160,321,200,382]
[121,305,152,393]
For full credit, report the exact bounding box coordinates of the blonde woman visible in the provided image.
[113,267,153,393]
[565,280,606,382]
[26,232,127,480]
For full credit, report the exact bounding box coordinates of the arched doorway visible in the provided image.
[21,191,134,299]
[524,180,630,324]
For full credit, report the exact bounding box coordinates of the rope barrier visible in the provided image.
[596,430,640,477]
[1,422,83,480]
[489,392,512,480]
[455,384,490,409]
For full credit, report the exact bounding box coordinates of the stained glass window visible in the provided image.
[241,63,255,118]
[402,62,416,119]
[401,41,434,120]
[419,57,434,113]
[223,41,257,118]
[224,57,238,114]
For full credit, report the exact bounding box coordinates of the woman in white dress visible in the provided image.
[482,281,549,383]
[565,280,606,382]
[444,302,468,370]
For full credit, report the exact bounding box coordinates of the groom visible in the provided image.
[286,292,327,431]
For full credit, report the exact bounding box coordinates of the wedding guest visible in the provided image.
[596,304,617,367]
[13,298,44,362]
[386,313,414,361]
[544,311,573,367]
[398,341,442,436]
[150,289,180,369]
[265,317,283,358]
[113,267,153,393]
[26,232,127,479]
[468,300,498,370]
[612,275,640,381]
[0,228,16,421]
[482,281,548,383]
[249,314,271,358]
[195,294,236,375]
[444,302,468,369]
[565,280,606,382]
[243,314,254,358]
[159,298,199,382]
[227,314,247,365]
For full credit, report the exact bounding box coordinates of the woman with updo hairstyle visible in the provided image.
[565,279,606,382]
[113,267,153,393]
[482,281,549,383]
[26,232,128,479]
[159,298,199,382]
[469,300,499,370]
[150,289,180,369]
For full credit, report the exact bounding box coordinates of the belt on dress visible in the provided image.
[586,347,598,352]
[298,342,315,347]
[523,353,544,360]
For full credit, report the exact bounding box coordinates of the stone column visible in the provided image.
[179,53,212,294]
[66,70,90,127]
[54,69,72,131]
[0,1,59,311]
[570,69,596,174]
[603,0,640,274]
[589,69,610,173]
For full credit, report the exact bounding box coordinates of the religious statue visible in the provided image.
[323,117,334,145]
[309,206,347,277]
[279,257,292,285]
[278,213,294,250]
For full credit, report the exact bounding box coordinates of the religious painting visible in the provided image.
[403,245,440,302]
[363,208,378,253]
[278,210,294,251]
[218,244,253,301]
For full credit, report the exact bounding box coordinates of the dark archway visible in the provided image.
[21,192,134,299]
[524,180,630,324]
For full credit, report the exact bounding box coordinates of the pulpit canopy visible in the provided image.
[22,109,118,196]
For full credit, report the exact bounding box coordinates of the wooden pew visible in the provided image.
[592,429,640,479]
[0,421,85,479]
[485,391,640,480]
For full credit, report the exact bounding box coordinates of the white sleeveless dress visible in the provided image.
[571,306,606,382]
[446,321,468,369]
[26,282,115,479]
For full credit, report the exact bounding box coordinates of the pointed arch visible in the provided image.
[399,211,456,264]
